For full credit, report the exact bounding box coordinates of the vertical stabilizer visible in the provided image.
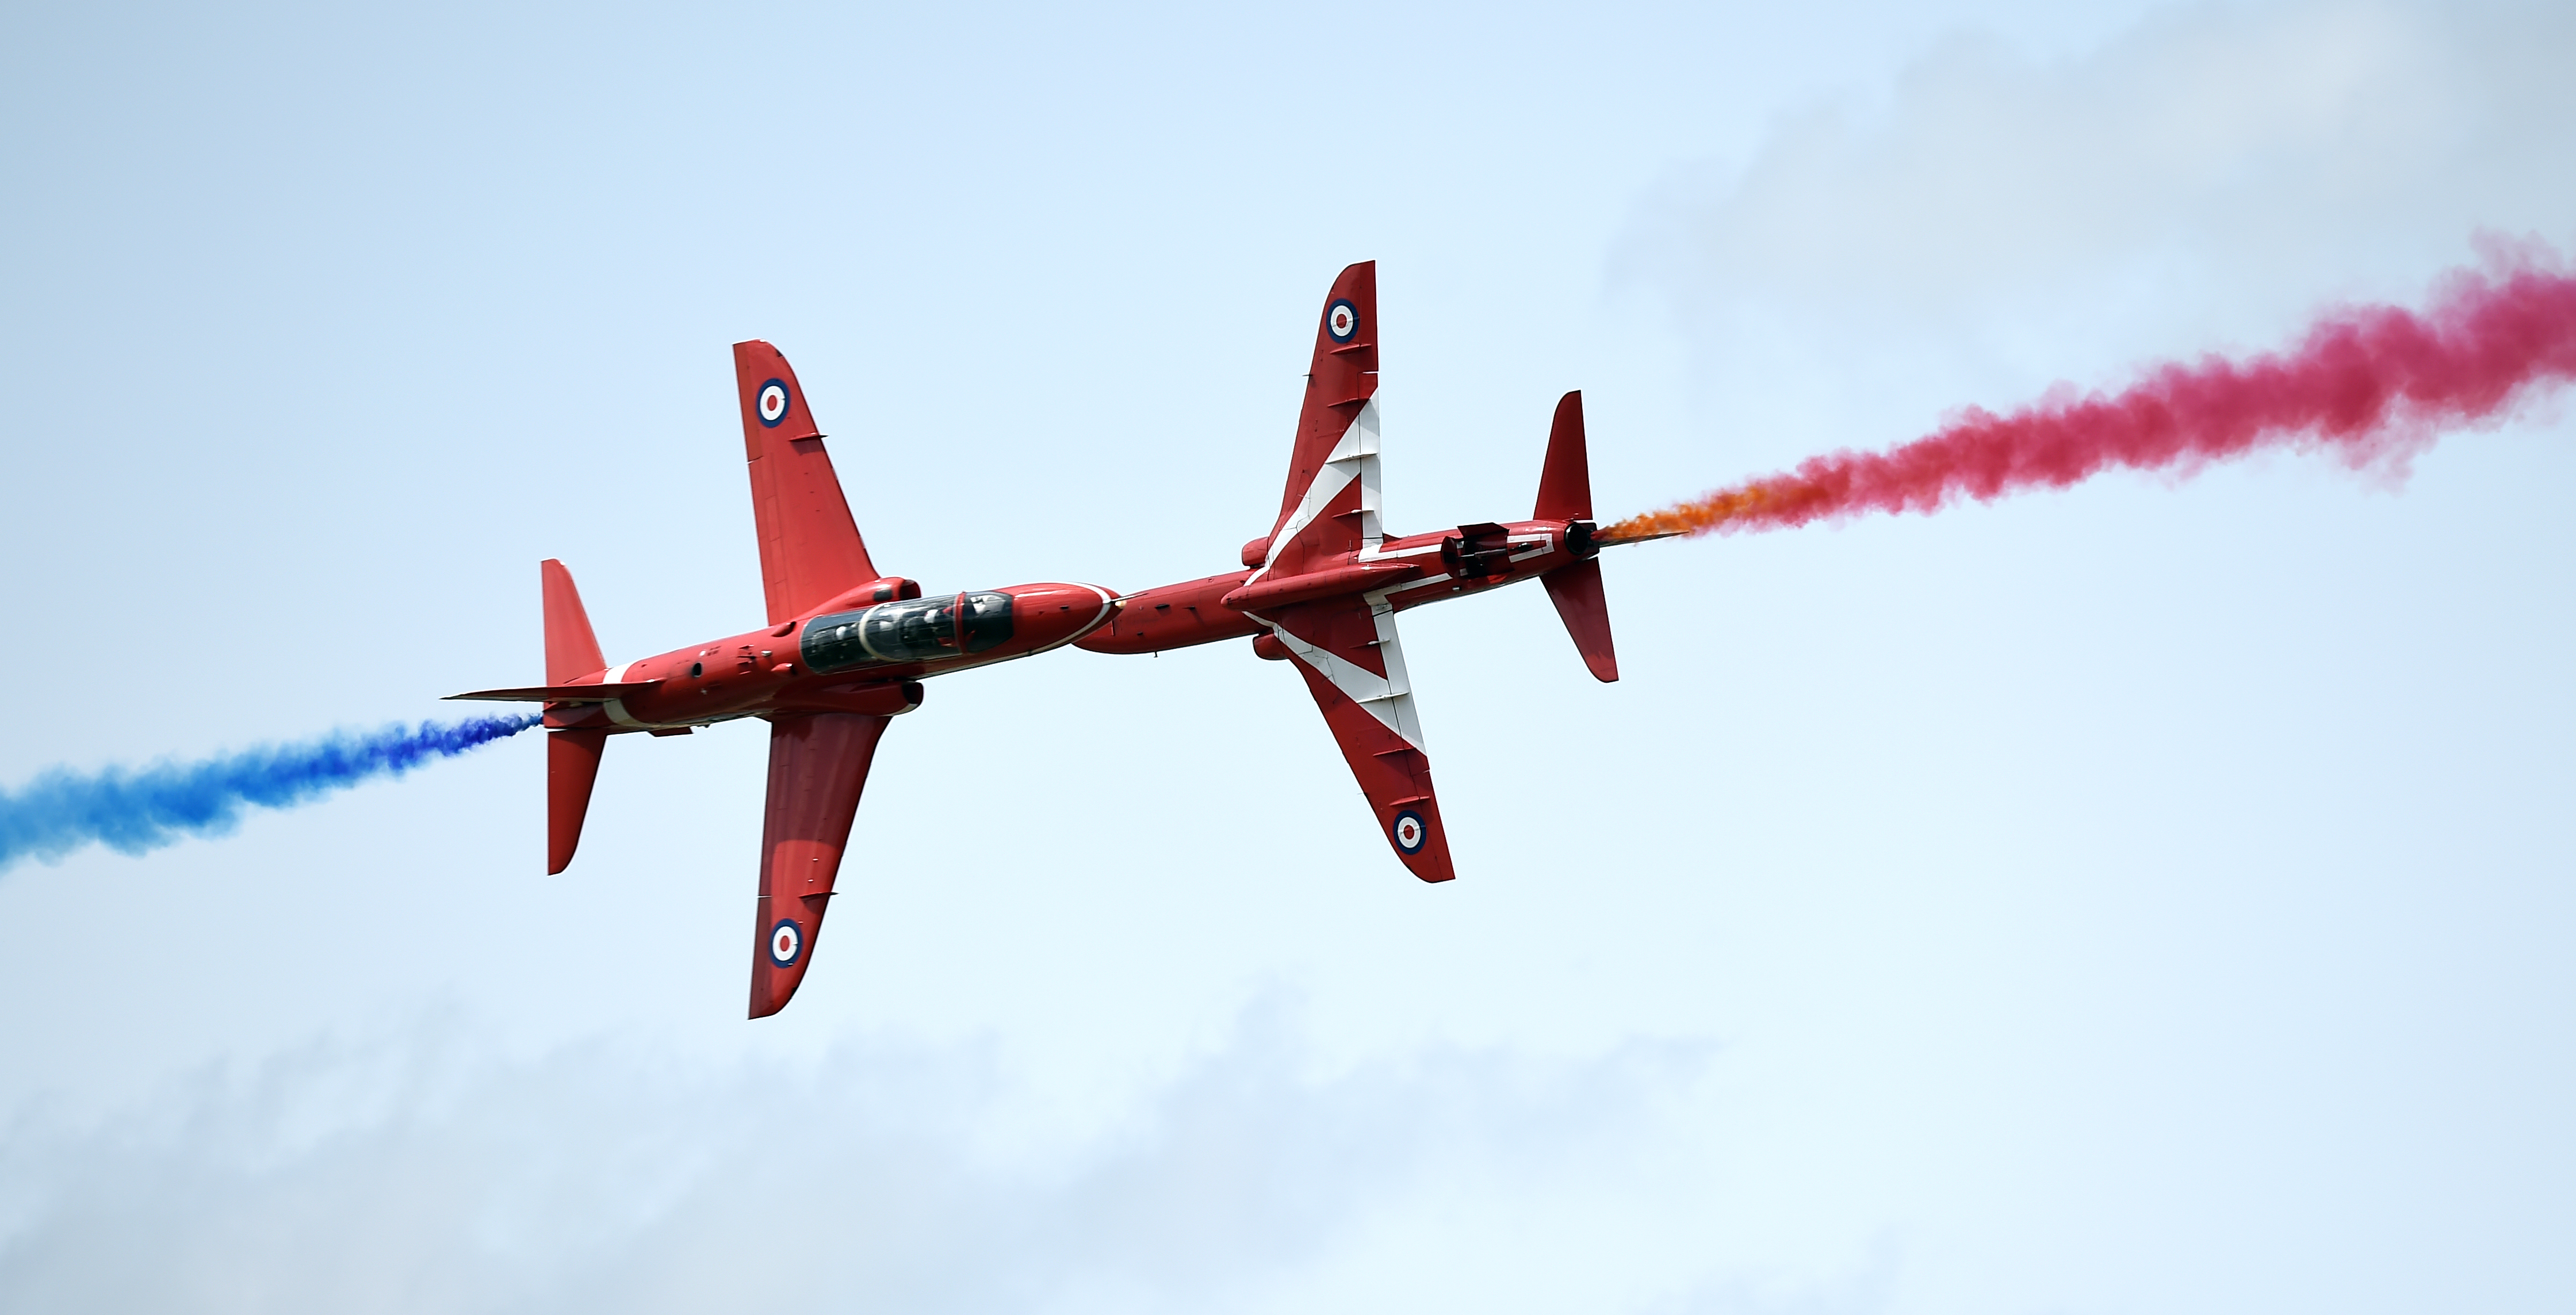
[1533,391,1591,522]
[542,559,606,684]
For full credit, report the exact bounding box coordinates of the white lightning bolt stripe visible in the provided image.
[1252,400,1383,587]
[1257,592,1427,752]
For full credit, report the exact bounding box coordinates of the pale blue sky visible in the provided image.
[2,2,2571,1311]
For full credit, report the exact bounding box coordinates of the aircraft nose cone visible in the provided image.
[1000,582,1123,651]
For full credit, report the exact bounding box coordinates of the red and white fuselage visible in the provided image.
[1076,518,1601,657]
[536,579,1117,733]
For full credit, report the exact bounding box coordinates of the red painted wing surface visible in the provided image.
[1259,262,1381,577]
[748,712,893,1018]
[1266,596,1454,883]
[734,341,880,624]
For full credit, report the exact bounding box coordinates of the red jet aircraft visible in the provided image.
[454,262,1626,1018]
[1076,261,1624,884]
[451,342,1119,1017]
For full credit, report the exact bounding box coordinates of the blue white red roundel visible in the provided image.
[1391,809,1427,854]
[768,918,802,966]
[756,379,791,427]
[1326,299,1359,342]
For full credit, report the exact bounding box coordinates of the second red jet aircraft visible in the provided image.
[1077,260,1623,884]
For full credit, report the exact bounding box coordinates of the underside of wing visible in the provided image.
[1260,263,1382,578]
[1265,596,1455,883]
[748,711,893,1018]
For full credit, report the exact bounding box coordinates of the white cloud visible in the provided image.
[0,1004,1725,1314]
[1624,0,2576,461]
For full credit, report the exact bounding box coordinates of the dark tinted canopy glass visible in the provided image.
[800,592,1015,672]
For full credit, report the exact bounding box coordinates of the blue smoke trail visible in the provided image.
[0,715,540,873]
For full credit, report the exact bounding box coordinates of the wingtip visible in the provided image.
[747,969,796,1019]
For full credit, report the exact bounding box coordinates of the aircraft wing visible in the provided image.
[1260,262,1383,578]
[747,711,893,1018]
[1263,595,1457,883]
[734,341,881,625]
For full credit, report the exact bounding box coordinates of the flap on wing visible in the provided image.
[1262,263,1382,577]
[446,681,661,703]
[1269,597,1453,882]
[734,341,881,624]
[748,712,892,1018]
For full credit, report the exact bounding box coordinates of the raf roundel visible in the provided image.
[767,918,802,967]
[756,379,791,428]
[1391,809,1428,854]
[1326,299,1359,343]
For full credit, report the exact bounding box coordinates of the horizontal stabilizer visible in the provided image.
[1542,559,1618,683]
[445,681,663,704]
[548,729,606,874]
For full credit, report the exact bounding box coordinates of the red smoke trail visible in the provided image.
[1603,251,2576,541]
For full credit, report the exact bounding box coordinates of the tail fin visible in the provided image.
[1534,391,1591,522]
[1534,393,1618,683]
[539,559,610,873]
[542,559,606,684]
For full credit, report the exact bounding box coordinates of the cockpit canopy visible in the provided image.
[801,591,1015,672]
